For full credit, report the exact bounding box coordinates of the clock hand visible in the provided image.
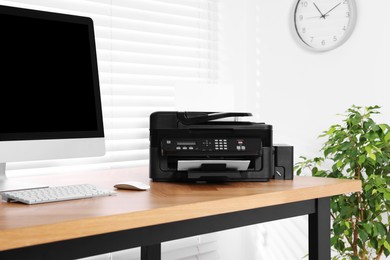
[313,2,326,19]
[306,16,322,19]
[323,3,342,17]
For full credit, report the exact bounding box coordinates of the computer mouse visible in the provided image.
[114,181,150,191]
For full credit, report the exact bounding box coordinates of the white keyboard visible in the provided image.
[1,184,116,205]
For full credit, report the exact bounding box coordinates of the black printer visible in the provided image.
[149,111,293,182]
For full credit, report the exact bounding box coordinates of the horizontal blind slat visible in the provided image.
[96,39,218,59]
[97,53,218,69]
[153,0,215,9]
[6,0,111,15]
[111,0,216,19]
[99,63,216,78]
[106,139,149,152]
[103,108,165,119]
[103,119,149,129]
[101,96,175,107]
[100,84,174,96]
[105,129,149,140]
[99,73,214,85]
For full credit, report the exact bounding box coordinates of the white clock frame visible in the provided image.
[291,0,357,52]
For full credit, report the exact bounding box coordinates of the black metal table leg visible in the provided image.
[309,197,331,260]
[141,244,161,260]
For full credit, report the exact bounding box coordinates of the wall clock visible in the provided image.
[293,0,357,52]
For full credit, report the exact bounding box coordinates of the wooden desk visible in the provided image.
[0,168,361,260]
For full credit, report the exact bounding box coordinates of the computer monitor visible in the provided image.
[0,5,105,192]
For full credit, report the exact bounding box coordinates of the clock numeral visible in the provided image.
[321,40,326,46]
[299,15,304,21]
[333,36,337,42]
[310,36,314,42]
[342,26,347,31]
[302,27,306,34]
[346,12,350,17]
[300,1,308,7]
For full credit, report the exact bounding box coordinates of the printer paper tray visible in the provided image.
[177,160,250,171]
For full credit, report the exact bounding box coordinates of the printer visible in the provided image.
[149,111,293,182]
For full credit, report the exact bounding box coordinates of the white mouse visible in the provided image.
[114,181,150,191]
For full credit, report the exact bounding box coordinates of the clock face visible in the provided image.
[294,0,357,51]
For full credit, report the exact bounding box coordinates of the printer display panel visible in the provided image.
[161,138,262,155]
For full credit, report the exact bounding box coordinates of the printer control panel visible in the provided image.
[161,138,261,154]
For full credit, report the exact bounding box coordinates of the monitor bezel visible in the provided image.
[0,5,104,141]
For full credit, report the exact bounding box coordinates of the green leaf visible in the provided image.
[373,145,382,154]
[344,221,350,229]
[362,223,372,234]
[333,222,347,236]
[384,241,390,251]
[327,126,336,135]
[379,124,388,132]
[385,132,390,142]
[384,191,390,201]
[358,229,369,242]
[340,142,351,151]
[376,222,387,236]
[370,238,378,249]
[336,160,343,168]
[373,223,378,236]
[358,155,366,166]
[375,177,386,186]
[331,236,338,246]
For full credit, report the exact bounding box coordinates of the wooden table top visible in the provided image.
[0,167,361,251]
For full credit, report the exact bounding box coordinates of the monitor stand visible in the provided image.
[0,163,48,192]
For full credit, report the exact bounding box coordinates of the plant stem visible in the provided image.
[376,249,383,260]
[352,163,365,257]
[361,246,367,260]
[375,226,390,259]
[352,220,358,256]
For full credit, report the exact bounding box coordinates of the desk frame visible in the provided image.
[1,197,330,260]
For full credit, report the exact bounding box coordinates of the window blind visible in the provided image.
[4,0,219,176]
[3,1,220,260]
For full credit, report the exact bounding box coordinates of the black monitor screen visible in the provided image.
[0,5,104,141]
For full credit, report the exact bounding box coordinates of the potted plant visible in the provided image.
[295,105,390,260]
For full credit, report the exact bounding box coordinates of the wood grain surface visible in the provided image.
[0,167,361,251]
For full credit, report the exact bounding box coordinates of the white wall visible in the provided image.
[250,0,390,158]
[177,0,390,259]
[251,1,390,258]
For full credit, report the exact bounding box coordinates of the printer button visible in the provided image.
[236,146,241,151]
[241,146,246,151]
[176,146,181,150]
[189,146,194,150]
[182,146,188,150]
